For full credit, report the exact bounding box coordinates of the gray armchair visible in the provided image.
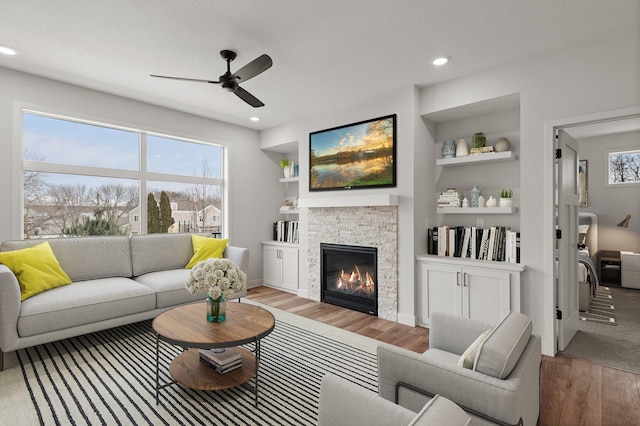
[377,312,541,426]
[318,373,472,426]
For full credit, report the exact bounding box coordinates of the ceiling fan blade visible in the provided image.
[231,54,272,83]
[234,86,265,108]
[150,74,220,84]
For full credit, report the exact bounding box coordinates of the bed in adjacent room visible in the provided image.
[578,212,599,311]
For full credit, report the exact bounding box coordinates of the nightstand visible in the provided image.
[599,250,621,284]
[621,251,640,289]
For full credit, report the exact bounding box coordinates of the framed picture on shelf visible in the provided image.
[309,114,397,191]
[578,159,588,207]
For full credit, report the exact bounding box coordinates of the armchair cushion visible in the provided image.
[457,327,492,369]
[474,311,532,379]
[408,394,472,426]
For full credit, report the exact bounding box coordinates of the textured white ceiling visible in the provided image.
[1,1,639,130]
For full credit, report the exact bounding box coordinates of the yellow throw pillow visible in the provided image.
[457,328,493,370]
[185,235,229,269]
[0,241,72,301]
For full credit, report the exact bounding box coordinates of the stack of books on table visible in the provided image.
[199,347,242,374]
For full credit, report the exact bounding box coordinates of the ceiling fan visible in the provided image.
[150,50,272,107]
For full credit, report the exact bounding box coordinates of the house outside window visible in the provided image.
[607,148,640,186]
[22,111,224,239]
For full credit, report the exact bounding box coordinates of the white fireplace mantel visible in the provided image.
[297,194,399,208]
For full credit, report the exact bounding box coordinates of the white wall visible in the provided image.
[0,67,277,287]
[578,130,640,252]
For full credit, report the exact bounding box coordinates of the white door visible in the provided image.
[417,261,460,325]
[279,246,299,292]
[556,130,580,351]
[263,245,281,286]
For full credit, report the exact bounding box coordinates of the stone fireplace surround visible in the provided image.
[307,206,398,321]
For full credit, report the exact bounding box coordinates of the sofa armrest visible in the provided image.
[224,246,249,298]
[318,373,416,426]
[429,311,493,355]
[378,339,541,426]
[0,265,22,353]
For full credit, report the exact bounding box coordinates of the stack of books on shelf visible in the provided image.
[427,225,520,263]
[273,220,299,243]
[437,188,463,208]
[199,347,242,374]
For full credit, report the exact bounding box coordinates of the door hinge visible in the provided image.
[555,148,562,159]
[556,229,562,239]
[556,309,563,320]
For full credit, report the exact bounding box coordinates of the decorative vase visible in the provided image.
[472,132,486,149]
[478,194,486,207]
[469,185,481,207]
[206,295,226,322]
[442,139,456,159]
[494,137,511,152]
[283,167,291,178]
[455,139,469,157]
[486,196,497,207]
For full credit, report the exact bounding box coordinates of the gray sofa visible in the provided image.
[0,233,248,371]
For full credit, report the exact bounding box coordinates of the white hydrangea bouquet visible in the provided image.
[185,258,247,300]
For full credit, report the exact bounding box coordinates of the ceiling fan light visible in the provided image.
[432,56,450,66]
[250,116,261,122]
[0,45,19,56]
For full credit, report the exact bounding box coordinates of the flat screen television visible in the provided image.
[309,114,397,191]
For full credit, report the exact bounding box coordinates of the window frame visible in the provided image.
[605,147,640,188]
[20,108,226,238]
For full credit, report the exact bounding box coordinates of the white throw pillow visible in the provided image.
[457,328,493,369]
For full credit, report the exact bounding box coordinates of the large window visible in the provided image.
[607,148,640,186]
[23,111,224,238]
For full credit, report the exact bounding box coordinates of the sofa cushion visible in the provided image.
[17,277,156,337]
[408,394,472,426]
[474,311,532,379]
[0,241,71,301]
[2,236,132,282]
[135,269,202,309]
[131,233,210,276]
[185,235,228,268]
[457,327,492,369]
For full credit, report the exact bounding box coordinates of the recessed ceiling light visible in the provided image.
[432,56,450,66]
[250,116,261,122]
[0,45,19,56]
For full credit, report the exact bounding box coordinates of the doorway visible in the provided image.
[549,106,640,359]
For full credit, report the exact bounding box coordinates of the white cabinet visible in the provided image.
[263,242,299,293]
[621,251,640,289]
[416,255,525,326]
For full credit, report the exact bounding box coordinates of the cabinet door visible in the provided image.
[417,261,461,325]
[462,266,511,325]
[263,245,281,286]
[279,246,299,291]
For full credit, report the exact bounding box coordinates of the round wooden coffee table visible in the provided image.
[152,301,275,406]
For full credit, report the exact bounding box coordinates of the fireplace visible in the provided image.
[321,243,377,315]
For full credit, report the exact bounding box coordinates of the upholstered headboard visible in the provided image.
[578,212,598,259]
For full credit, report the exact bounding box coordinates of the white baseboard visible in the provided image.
[397,312,417,327]
[297,288,309,299]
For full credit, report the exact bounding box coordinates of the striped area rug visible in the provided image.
[580,286,617,326]
[12,315,378,425]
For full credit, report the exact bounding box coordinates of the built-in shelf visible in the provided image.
[279,207,299,214]
[298,193,398,208]
[417,254,526,272]
[279,176,300,183]
[437,206,517,214]
[436,151,517,167]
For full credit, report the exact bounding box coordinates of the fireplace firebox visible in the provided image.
[320,243,377,315]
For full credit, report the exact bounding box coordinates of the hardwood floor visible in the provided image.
[246,286,640,426]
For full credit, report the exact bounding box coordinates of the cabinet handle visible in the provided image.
[463,272,468,287]
[457,271,461,286]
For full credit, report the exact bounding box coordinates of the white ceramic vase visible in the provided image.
[499,197,513,207]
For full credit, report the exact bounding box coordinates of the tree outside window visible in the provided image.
[608,149,640,185]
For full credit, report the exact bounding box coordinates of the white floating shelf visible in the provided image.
[436,151,517,167]
[437,206,517,214]
[279,176,300,183]
[279,207,299,214]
